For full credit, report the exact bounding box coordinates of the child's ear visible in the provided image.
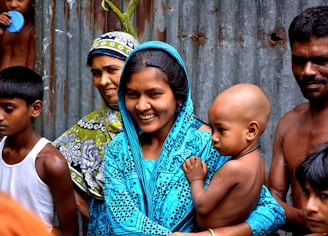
[246,121,259,141]
[30,100,43,118]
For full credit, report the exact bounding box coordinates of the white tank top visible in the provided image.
[0,137,54,231]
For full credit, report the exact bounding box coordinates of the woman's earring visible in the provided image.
[176,103,182,112]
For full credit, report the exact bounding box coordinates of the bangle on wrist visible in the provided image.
[208,228,215,236]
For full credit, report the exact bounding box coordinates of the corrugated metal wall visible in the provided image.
[34,0,328,176]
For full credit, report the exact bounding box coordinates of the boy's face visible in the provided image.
[5,0,33,16]
[301,181,328,233]
[0,98,35,136]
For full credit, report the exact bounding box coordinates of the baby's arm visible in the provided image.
[185,157,255,216]
[183,156,209,213]
[183,156,207,183]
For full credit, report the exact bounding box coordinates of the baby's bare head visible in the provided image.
[209,83,271,137]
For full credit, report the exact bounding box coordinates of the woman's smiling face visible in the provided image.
[90,55,125,105]
[125,67,178,138]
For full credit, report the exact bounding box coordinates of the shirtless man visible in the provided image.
[268,6,328,235]
[0,0,34,70]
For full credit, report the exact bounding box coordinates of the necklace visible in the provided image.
[232,146,259,160]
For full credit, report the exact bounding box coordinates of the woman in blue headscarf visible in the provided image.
[104,41,285,235]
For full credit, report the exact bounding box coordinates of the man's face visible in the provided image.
[291,37,328,103]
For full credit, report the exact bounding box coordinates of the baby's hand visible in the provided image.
[183,156,207,183]
[0,12,11,27]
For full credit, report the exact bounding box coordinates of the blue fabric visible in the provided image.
[87,198,110,235]
[247,186,286,236]
[104,41,285,235]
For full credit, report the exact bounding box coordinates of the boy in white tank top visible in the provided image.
[0,66,78,235]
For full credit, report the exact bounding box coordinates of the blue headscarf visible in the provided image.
[105,41,217,235]
[117,41,198,194]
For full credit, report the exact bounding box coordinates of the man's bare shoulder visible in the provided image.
[280,102,309,121]
[275,102,308,133]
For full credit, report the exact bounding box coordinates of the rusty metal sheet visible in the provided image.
[34,0,328,186]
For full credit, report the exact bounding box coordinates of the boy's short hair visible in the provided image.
[0,66,43,106]
[295,142,328,191]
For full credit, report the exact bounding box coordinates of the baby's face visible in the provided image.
[208,104,248,157]
[301,182,328,234]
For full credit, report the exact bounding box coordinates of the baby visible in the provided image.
[183,83,270,231]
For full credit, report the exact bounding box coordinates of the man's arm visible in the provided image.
[267,119,306,231]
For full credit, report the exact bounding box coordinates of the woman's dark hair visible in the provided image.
[289,6,328,48]
[0,66,43,106]
[121,49,188,102]
[295,142,328,191]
